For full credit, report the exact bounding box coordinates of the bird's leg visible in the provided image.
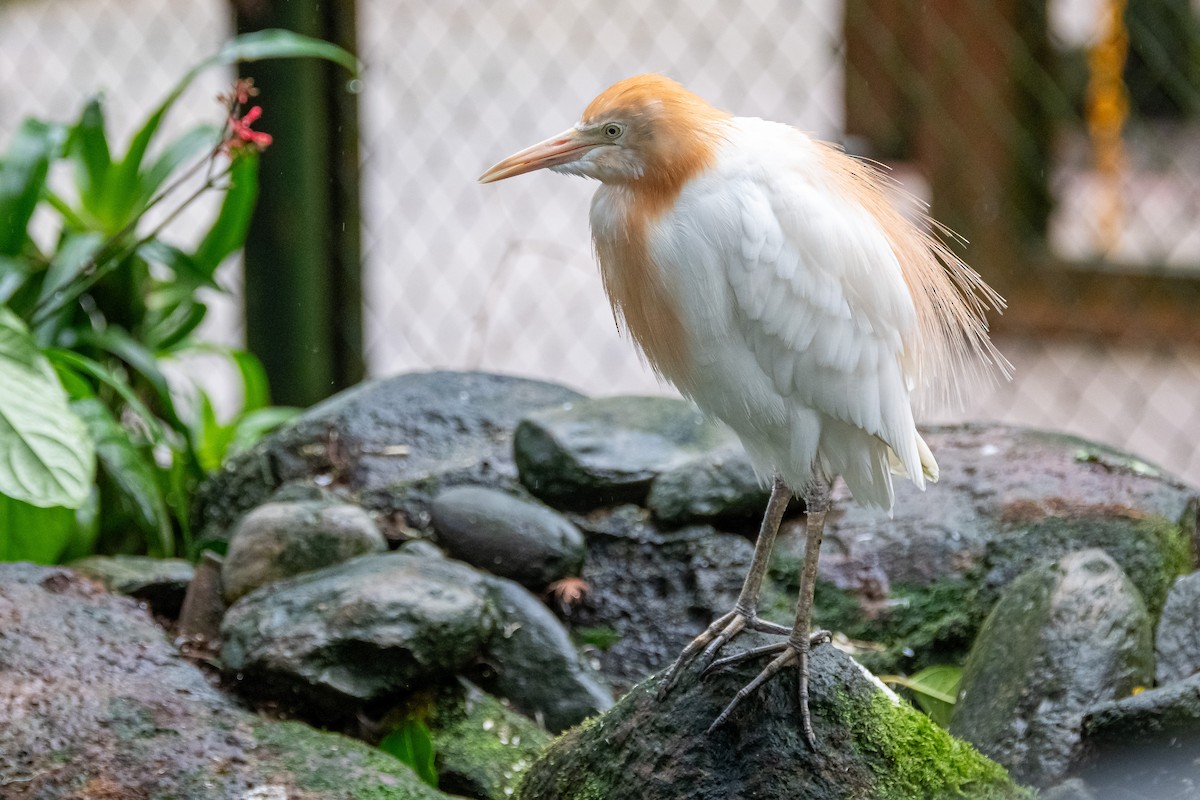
[657,476,792,699]
[706,476,831,749]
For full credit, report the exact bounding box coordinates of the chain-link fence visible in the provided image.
[4,0,1199,485]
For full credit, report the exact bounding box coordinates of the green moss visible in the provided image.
[847,691,1034,800]
[428,691,549,800]
[984,514,1189,617]
[250,719,449,799]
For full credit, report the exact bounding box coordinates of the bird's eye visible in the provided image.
[603,123,624,139]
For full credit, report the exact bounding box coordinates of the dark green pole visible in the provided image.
[233,0,364,407]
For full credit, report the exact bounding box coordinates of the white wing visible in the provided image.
[653,122,932,506]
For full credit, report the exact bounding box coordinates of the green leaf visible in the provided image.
[66,97,113,222]
[0,308,95,508]
[210,29,360,75]
[127,124,220,214]
[119,30,358,206]
[379,719,438,789]
[139,240,220,290]
[141,293,208,352]
[0,118,63,256]
[193,153,258,275]
[879,664,962,728]
[35,231,105,309]
[72,397,173,557]
[0,256,34,305]
[74,326,183,429]
[191,390,232,474]
[0,494,77,563]
[229,406,299,458]
[44,348,165,442]
[228,348,271,412]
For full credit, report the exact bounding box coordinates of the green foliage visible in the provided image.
[380,719,440,789]
[879,665,963,728]
[573,626,621,651]
[0,30,352,562]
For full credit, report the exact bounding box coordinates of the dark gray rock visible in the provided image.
[70,555,194,617]
[431,485,585,589]
[646,444,772,526]
[562,504,756,690]
[1041,779,1098,800]
[1073,670,1200,799]
[513,395,736,508]
[516,637,1029,800]
[1156,571,1200,685]
[221,552,609,731]
[950,549,1154,788]
[221,553,494,714]
[479,575,612,732]
[0,563,457,799]
[192,371,583,545]
[222,500,387,603]
[399,538,445,558]
[802,424,1196,675]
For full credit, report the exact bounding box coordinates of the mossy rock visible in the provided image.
[766,509,1191,676]
[516,637,1031,800]
[428,689,551,800]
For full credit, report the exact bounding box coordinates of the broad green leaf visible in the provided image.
[67,97,113,223]
[72,397,173,557]
[193,153,258,275]
[210,29,360,75]
[379,719,438,789]
[0,308,95,508]
[0,118,63,256]
[0,494,77,563]
[879,664,962,728]
[60,488,101,562]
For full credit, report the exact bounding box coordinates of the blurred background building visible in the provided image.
[3,0,1199,484]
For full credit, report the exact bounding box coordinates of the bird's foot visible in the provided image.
[703,629,832,749]
[656,609,790,700]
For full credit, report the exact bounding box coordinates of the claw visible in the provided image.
[657,610,790,700]
[704,630,830,749]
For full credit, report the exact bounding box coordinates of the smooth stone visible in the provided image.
[1155,571,1200,685]
[646,445,772,526]
[192,371,584,546]
[1074,670,1200,799]
[513,395,736,508]
[70,554,194,617]
[431,485,585,589]
[221,553,494,714]
[950,549,1153,788]
[479,575,613,732]
[221,500,387,603]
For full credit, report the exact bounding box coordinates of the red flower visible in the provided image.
[224,105,273,153]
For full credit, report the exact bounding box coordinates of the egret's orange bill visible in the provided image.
[478,128,596,183]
